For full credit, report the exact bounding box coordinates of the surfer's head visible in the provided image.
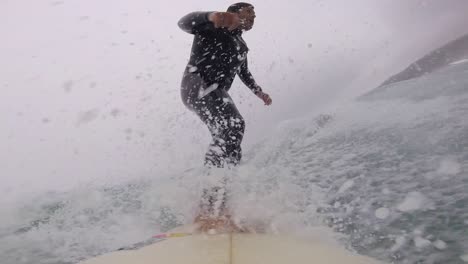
[227,2,256,31]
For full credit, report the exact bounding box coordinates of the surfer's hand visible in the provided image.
[256,91,272,105]
[208,12,241,31]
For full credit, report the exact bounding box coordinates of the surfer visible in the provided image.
[178,2,271,232]
[178,2,272,168]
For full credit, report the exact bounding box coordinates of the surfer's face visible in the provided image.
[237,7,256,31]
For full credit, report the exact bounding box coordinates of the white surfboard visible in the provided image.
[79,225,384,264]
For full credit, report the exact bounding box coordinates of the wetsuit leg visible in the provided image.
[181,73,245,168]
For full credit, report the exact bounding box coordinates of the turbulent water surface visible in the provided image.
[1,62,468,264]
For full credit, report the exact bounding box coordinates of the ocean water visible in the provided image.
[1,61,468,264]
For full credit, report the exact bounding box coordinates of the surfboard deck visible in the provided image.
[79,225,384,264]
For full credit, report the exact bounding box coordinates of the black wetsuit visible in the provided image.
[178,11,262,167]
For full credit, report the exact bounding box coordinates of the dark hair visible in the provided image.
[227,2,254,13]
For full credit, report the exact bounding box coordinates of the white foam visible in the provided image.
[337,180,354,193]
[450,59,468,65]
[437,158,461,175]
[414,236,431,249]
[390,236,406,252]
[413,229,424,236]
[461,254,468,262]
[375,207,390,219]
[397,192,432,212]
[433,240,447,250]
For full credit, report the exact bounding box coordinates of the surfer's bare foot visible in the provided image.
[194,214,248,233]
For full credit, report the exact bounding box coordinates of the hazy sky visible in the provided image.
[1,0,467,194]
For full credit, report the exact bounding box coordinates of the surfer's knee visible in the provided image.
[227,116,245,136]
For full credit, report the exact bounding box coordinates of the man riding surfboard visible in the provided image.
[178,2,272,232]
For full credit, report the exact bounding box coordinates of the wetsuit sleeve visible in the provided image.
[178,12,215,34]
[238,58,262,94]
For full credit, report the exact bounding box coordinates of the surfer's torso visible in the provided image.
[178,11,259,92]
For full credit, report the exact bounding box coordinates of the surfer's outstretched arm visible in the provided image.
[238,58,262,94]
[178,11,241,34]
[177,12,215,34]
[238,59,273,105]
